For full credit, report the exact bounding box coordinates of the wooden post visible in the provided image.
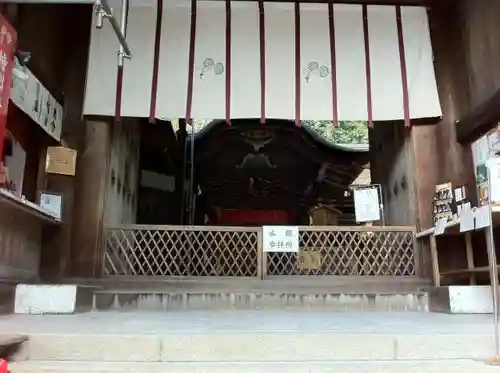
[257,228,264,279]
[259,227,268,278]
[69,120,110,277]
[430,234,440,286]
[38,5,93,280]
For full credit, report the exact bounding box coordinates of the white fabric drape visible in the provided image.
[83,1,442,121]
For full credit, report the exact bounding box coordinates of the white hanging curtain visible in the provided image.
[83,0,442,122]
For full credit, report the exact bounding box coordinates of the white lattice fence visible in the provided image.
[102,225,417,278]
[265,227,417,276]
[103,225,260,277]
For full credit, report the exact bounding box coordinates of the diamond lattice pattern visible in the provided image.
[104,228,259,276]
[267,230,415,276]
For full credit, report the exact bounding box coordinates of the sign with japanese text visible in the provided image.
[0,14,16,161]
[353,187,381,223]
[262,226,299,253]
[10,58,63,142]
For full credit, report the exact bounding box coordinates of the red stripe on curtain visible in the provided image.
[149,0,163,123]
[114,66,124,122]
[225,0,231,125]
[362,4,373,128]
[396,5,411,127]
[185,0,197,125]
[114,2,129,123]
[327,1,339,127]
[258,0,266,124]
[294,2,301,127]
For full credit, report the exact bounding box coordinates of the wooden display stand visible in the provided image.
[418,208,500,287]
[417,222,482,287]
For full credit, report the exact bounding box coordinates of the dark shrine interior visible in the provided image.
[137,118,369,226]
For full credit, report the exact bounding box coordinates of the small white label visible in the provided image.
[262,226,299,252]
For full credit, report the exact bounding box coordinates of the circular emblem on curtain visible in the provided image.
[199,57,224,80]
[302,61,330,83]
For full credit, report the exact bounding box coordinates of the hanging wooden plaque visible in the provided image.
[297,248,322,270]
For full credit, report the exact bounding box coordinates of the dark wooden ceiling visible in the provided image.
[193,119,369,221]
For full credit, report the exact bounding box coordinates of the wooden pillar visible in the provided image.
[38,5,94,280]
[410,2,476,231]
[70,120,110,277]
[427,2,474,187]
[410,126,439,230]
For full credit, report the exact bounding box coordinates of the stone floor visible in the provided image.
[0,310,495,335]
[5,311,500,372]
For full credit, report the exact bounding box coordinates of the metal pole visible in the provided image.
[189,121,196,225]
[96,0,132,59]
[375,184,385,226]
[486,155,500,360]
[117,0,128,65]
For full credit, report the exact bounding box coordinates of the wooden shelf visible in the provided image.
[440,266,497,276]
[0,189,60,225]
[417,224,484,286]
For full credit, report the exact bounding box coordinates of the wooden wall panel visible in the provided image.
[370,123,415,226]
[421,0,474,195]
[433,0,500,140]
[16,4,66,103]
[0,202,42,281]
[462,0,500,111]
[104,119,140,226]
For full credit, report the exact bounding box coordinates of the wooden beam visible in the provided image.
[70,120,110,277]
[456,89,500,143]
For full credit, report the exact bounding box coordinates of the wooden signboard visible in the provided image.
[297,248,322,270]
[45,146,77,176]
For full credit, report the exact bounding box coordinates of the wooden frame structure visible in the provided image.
[102,224,418,279]
[416,214,500,287]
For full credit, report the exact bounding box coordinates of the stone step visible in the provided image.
[8,330,494,362]
[9,360,500,373]
[93,291,429,311]
[1,311,495,363]
[64,276,432,294]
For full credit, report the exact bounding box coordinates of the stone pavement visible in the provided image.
[2,311,500,372]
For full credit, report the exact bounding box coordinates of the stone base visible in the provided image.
[94,291,429,311]
[14,284,93,315]
[428,285,493,314]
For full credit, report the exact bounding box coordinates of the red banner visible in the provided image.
[0,358,7,373]
[219,209,290,225]
[0,14,17,166]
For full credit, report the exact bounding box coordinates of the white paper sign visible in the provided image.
[39,193,62,220]
[487,158,500,203]
[353,187,380,223]
[263,226,299,252]
[434,218,447,236]
[459,204,474,232]
[475,205,492,230]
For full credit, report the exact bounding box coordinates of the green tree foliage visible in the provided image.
[303,120,369,145]
[192,119,368,145]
